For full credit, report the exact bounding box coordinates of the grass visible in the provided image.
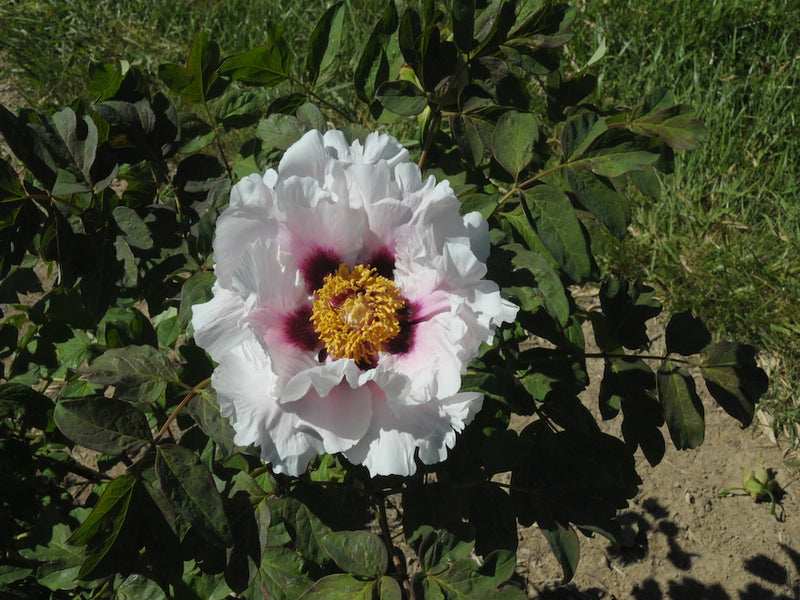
[1,0,798,441]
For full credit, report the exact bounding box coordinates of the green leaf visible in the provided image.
[306,2,345,85]
[113,206,154,250]
[51,107,100,185]
[565,167,630,239]
[451,114,485,169]
[54,397,152,455]
[115,574,168,600]
[0,156,24,200]
[256,114,306,150]
[700,342,768,428]
[539,521,579,582]
[491,111,538,179]
[378,576,402,600]
[85,345,179,403]
[179,271,215,329]
[18,522,83,591]
[665,311,712,356]
[217,89,262,131]
[219,45,291,86]
[187,388,235,456]
[298,574,375,600]
[320,531,388,579]
[506,243,568,326]
[375,80,428,116]
[282,497,333,565]
[657,360,705,449]
[600,357,666,467]
[244,547,312,600]
[296,103,327,132]
[0,382,52,429]
[561,112,607,161]
[631,87,707,150]
[520,185,592,283]
[423,552,514,600]
[411,526,475,575]
[69,475,137,579]
[158,30,224,104]
[156,444,233,547]
[597,280,662,351]
[567,128,660,177]
[452,0,475,52]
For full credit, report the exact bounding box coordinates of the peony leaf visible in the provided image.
[598,279,662,351]
[256,114,306,150]
[452,0,476,52]
[631,87,708,150]
[561,111,607,161]
[112,206,153,250]
[539,520,580,582]
[520,185,592,283]
[700,342,768,428]
[245,547,312,600]
[600,357,666,467]
[657,360,705,449]
[282,498,333,566]
[219,45,290,86]
[411,525,475,575]
[85,345,179,404]
[306,2,346,86]
[375,80,428,116]
[156,444,233,547]
[491,111,538,179]
[320,531,388,579]
[423,551,517,600]
[114,574,167,600]
[469,484,518,556]
[450,114,485,169]
[68,475,137,579]
[354,0,398,104]
[565,166,630,239]
[54,397,152,455]
[665,311,712,356]
[507,243,568,326]
[297,574,376,600]
[187,387,236,457]
[18,522,83,591]
[0,104,58,191]
[179,271,215,329]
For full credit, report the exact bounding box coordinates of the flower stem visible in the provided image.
[376,494,413,599]
[418,109,443,172]
[153,377,212,442]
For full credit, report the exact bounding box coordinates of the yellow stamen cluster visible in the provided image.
[311,264,404,364]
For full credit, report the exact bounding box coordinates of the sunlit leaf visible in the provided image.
[256,114,306,150]
[566,167,630,238]
[113,206,154,250]
[520,185,592,283]
[115,573,168,600]
[491,111,538,179]
[298,574,375,600]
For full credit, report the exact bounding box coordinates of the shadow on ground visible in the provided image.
[529,498,800,600]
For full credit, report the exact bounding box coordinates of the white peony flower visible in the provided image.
[191,130,518,477]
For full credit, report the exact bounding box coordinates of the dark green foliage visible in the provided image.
[0,1,769,597]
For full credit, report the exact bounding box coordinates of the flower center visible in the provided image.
[310,264,405,364]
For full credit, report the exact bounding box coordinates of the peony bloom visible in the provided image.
[191,130,517,477]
